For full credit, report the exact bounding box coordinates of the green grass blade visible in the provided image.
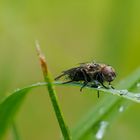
[11,121,20,140]
[56,82,140,103]
[0,68,140,139]
[71,67,140,140]
[36,43,71,140]
[0,88,30,139]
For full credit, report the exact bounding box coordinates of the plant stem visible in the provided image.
[36,42,71,140]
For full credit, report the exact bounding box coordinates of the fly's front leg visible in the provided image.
[81,69,88,82]
[100,82,109,89]
[80,81,88,92]
[79,69,89,92]
[109,82,115,89]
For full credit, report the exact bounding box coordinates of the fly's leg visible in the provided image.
[80,81,88,92]
[79,69,89,92]
[109,82,115,89]
[100,82,109,89]
[91,81,100,98]
[97,90,100,98]
[97,73,109,89]
[81,69,88,82]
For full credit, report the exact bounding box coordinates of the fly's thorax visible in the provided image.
[82,63,103,82]
[84,63,101,72]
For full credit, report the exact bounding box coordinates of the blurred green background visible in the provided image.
[0,0,140,140]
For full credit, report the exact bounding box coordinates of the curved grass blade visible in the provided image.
[0,83,48,139]
[71,67,140,140]
[11,121,20,140]
[59,82,140,103]
[0,68,140,139]
[0,88,30,139]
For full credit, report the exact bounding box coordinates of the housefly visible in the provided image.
[55,62,116,97]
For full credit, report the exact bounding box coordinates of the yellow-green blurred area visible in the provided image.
[0,0,140,140]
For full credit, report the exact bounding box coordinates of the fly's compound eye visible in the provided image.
[102,66,116,82]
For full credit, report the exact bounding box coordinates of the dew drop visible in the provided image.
[119,89,128,95]
[95,121,109,140]
[119,106,124,112]
[97,86,102,89]
[136,83,140,88]
[14,88,20,92]
[134,94,140,100]
[36,82,42,85]
[32,82,45,87]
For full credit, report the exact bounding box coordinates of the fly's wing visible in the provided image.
[55,67,80,80]
[79,61,96,65]
[78,62,89,65]
[54,73,66,80]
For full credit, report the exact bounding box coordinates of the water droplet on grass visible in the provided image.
[119,89,128,96]
[137,83,140,88]
[134,94,140,100]
[14,88,20,92]
[31,82,46,87]
[95,121,108,140]
[36,82,42,85]
[97,86,102,89]
[119,106,124,112]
